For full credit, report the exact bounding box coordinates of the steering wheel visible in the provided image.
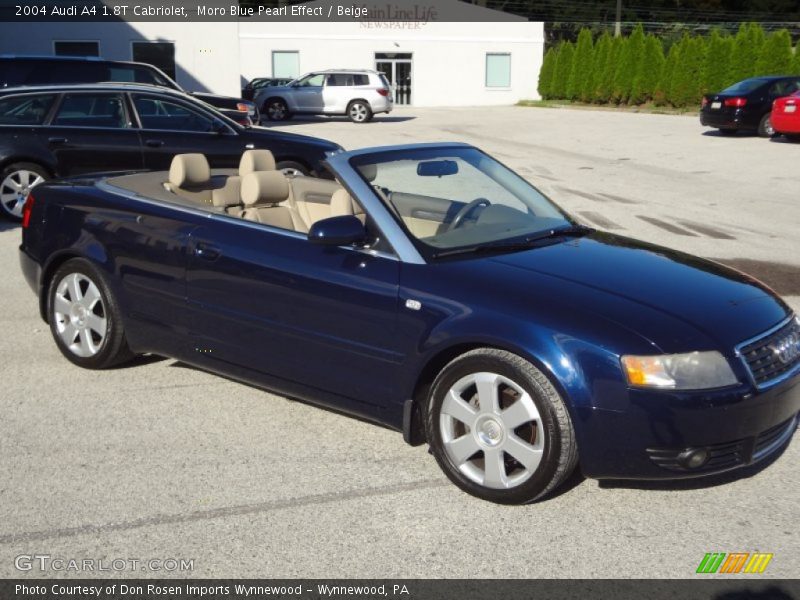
[448,198,491,231]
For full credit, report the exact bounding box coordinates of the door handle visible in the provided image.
[48,137,68,144]
[194,243,220,261]
[145,139,165,148]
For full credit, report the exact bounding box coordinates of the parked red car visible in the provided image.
[771,92,800,140]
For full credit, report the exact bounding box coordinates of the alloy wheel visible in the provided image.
[52,272,108,358]
[0,169,44,219]
[267,101,287,120]
[439,371,545,489]
[349,103,369,122]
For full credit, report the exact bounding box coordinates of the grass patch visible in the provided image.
[516,99,697,115]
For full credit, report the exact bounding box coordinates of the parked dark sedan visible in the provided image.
[18,142,800,504]
[0,83,341,219]
[700,75,800,136]
[242,77,294,101]
[0,56,258,123]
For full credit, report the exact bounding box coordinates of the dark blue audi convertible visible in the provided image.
[18,143,800,504]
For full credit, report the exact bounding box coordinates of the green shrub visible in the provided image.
[567,29,594,101]
[630,34,665,104]
[589,32,613,102]
[704,29,733,93]
[755,29,794,75]
[551,41,575,99]
[538,46,558,99]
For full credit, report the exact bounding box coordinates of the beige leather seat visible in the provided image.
[239,149,276,175]
[165,153,241,212]
[240,171,307,232]
[330,188,366,223]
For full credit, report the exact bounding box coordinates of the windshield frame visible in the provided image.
[348,146,579,261]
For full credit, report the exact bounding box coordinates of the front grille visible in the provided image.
[738,316,800,388]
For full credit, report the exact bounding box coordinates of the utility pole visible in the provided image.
[614,0,622,37]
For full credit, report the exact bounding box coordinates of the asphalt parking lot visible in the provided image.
[0,106,798,579]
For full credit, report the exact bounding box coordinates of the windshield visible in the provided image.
[350,147,574,258]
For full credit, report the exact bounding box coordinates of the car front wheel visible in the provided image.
[426,348,578,504]
[48,259,134,369]
[0,162,49,221]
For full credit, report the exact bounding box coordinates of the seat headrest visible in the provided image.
[359,164,377,182]
[330,189,355,217]
[241,171,290,207]
[239,149,276,176]
[169,154,210,187]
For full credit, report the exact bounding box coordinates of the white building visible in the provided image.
[0,2,544,107]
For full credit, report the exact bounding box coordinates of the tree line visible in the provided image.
[538,23,800,108]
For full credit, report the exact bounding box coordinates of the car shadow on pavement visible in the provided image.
[714,586,795,600]
[258,115,416,127]
[768,135,800,144]
[598,440,792,493]
[0,220,20,232]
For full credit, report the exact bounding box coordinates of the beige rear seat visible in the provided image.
[240,171,307,232]
[165,153,241,212]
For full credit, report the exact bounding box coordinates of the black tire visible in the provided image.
[425,348,578,504]
[275,160,309,177]
[47,258,135,369]
[263,98,291,121]
[0,162,49,221]
[757,113,775,137]
[347,100,372,124]
[717,128,737,136]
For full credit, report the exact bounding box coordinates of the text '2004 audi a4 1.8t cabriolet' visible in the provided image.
[18,143,800,504]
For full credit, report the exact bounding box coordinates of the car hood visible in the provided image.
[483,232,789,352]
[244,128,342,152]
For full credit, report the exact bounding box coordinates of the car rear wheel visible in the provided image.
[426,348,578,504]
[758,113,775,137]
[48,259,134,369]
[348,101,372,123]
[0,162,49,221]
[264,99,291,121]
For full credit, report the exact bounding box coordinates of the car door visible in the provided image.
[129,93,247,170]
[184,216,404,408]
[44,91,144,176]
[289,73,325,112]
[322,73,351,113]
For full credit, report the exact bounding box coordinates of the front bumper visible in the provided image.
[577,372,800,479]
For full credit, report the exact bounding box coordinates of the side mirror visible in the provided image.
[308,215,366,246]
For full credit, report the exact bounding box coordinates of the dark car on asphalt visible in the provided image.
[241,77,294,101]
[700,75,800,136]
[0,55,259,124]
[17,142,800,504]
[0,83,341,220]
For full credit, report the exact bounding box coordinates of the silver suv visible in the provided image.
[255,69,393,124]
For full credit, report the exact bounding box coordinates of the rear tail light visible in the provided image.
[22,194,35,228]
[377,88,390,97]
[724,97,747,108]
[236,102,256,116]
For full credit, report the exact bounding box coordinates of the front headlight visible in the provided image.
[621,351,738,390]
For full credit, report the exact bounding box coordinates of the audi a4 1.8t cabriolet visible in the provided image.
[18,143,800,504]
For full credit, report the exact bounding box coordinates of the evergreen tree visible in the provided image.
[551,41,575,99]
[729,23,766,82]
[654,42,680,105]
[596,36,623,103]
[630,34,664,104]
[567,28,594,101]
[794,43,800,75]
[704,29,732,94]
[755,29,794,76]
[669,35,707,108]
[588,32,613,103]
[538,46,558,99]
[609,35,631,103]
[615,24,646,104]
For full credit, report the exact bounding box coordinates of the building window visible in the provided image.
[54,41,99,57]
[132,42,176,81]
[486,53,511,88]
[272,51,299,79]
